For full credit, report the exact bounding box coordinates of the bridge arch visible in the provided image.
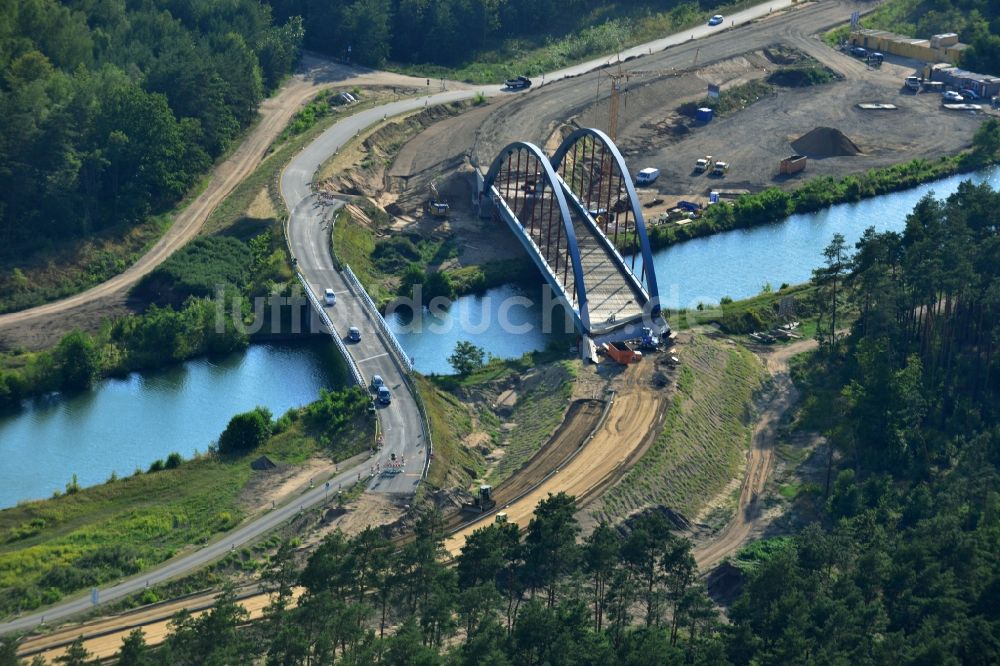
[550,128,660,313]
[483,141,591,331]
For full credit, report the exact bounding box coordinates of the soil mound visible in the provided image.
[791,126,861,158]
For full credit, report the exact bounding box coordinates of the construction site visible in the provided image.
[7,1,995,660]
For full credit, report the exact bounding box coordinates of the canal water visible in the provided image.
[0,340,347,508]
[3,167,998,505]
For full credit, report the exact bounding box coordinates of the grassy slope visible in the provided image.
[416,374,480,490]
[594,333,766,522]
[488,361,576,486]
[389,0,758,83]
[0,416,371,616]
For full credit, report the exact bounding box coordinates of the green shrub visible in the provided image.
[218,407,273,454]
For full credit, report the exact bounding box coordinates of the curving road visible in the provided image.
[2,0,845,636]
[280,89,474,492]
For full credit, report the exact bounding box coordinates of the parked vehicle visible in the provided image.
[960,88,979,100]
[942,90,964,103]
[603,341,642,364]
[504,75,532,90]
[708,14,724,26]
[850,46,868,58]
[905,75,921,91]
[635,167,660,185]
[324,288,336,305]
[694,155,713,173]
[712,161,730,176]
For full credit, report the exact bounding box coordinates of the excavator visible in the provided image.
[425,182,450,218]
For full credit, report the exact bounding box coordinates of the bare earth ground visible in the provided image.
[692,338,816,570]
[0,56,461,351]
[444,359,666,556]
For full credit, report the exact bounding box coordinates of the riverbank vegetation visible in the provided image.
[333,202,541,311]
[0,0,303,313]
[0,386,371,617]
[644,118,1000,253]
[269,0,753,82]
[0,225,298,409]
[420,350,575,491]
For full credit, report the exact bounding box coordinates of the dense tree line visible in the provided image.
[267,0,701,67]
[0,0,303,248]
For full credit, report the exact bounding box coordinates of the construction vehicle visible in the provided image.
[779,155,807,175]
[694,155,713,173]
[461,485,498,514]
[504,75,532,90]
[638,327,661,350]
[425,182,449,218]
[603,341,643,364]
[712,161,730,176]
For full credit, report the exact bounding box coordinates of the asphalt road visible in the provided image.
[0,455,369,635]
[472,0,866,163]
[1,0,844,636]
[280,90,474,492]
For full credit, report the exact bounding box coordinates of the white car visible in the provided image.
[708,14,724,26]
[942,90,964,103]
[324,288,336,305]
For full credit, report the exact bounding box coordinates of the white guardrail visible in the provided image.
[342,264,413,373]
[340,264,433,479]
[296,272,365,387]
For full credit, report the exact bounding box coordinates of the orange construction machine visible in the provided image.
[603,341,643,365]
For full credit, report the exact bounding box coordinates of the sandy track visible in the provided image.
[21,588,287,663]
[0,56,449,350]
[437,398,607,535]
[692,339,816,570]
[445,365,664,555]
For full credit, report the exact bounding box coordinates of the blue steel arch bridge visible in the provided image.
[478,128,664,342]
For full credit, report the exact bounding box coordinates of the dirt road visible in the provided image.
[692,338,817,570]
[0,56,451,350]
[444,362,664,555]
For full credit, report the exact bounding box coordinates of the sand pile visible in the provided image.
[791,127,861,157]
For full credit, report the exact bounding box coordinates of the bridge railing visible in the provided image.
[341,263,433,479]
[342,264,413,373]
[296,272,365,387]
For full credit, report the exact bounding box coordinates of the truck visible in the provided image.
[603,341,643,365]
[779,154,807,175]
[694,155,713,173]
[504,75,532,90]
[712,161,730,176]
[905,75,921,91]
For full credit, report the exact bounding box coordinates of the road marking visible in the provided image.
[357,352,389,363]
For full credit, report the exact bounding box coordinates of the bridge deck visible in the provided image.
[566,207,646,329]
[511,188,645,332]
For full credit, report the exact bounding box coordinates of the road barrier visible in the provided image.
[342,264,413,373]
[296,272,365,387]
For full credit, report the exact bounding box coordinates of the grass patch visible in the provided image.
[0,217,170,315]
[594,334,767,523]
[0,390,371,616]
[416,375,481,490]
[730,535,796,574]
[487,361,576,486]
[388,0,758,83]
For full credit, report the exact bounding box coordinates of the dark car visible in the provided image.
[850,46,868,58]
[347,326,361,342]
[504,75,532,90]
